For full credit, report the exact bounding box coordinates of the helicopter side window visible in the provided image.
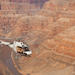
[17,46,22,49]
[10,42,13,44]
[23,47,30,51]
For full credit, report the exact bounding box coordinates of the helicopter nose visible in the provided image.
[23,50,32,55]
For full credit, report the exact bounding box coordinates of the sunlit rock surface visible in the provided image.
[0,0,75,75]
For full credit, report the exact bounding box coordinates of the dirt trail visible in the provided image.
[0,45,22,75]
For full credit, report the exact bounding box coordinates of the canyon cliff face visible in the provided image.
[0,0,75,75]
[0,0,75,57]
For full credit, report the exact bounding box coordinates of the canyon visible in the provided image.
[0,0,75,75]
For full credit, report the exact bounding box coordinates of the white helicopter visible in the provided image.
[0,40,32,56]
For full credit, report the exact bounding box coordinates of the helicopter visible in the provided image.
[0,36,32,56]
